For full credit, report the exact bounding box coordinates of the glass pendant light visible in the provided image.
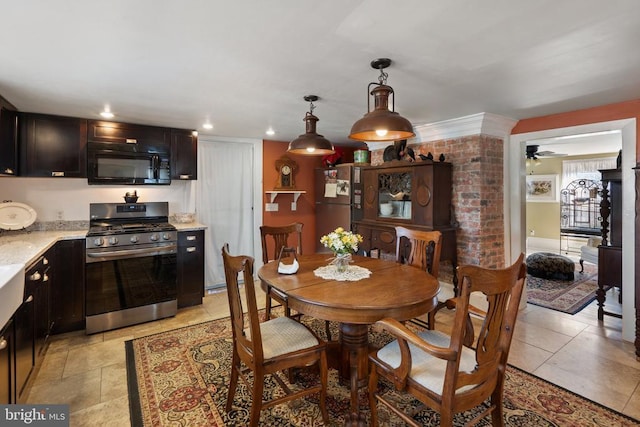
[349,58,415,142]
[287,95,335,155]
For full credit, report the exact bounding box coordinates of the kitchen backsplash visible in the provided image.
[0,220,90,236]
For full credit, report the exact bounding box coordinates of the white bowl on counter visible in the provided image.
[173,212,196,223]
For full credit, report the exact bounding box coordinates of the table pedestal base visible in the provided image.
[339,323,369,426]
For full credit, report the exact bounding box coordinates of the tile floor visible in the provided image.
[25,283,640,426]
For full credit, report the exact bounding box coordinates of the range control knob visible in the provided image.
[130,235,139,243]
[93,237,104,247]
[150,233,159,242]
[162,233,171,240]
[108,237,119,246]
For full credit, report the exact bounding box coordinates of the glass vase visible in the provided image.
[334,253,350,273]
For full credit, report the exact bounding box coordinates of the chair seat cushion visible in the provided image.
[526,252,575,280]
[256,316,320,359]
[375,330,477,394]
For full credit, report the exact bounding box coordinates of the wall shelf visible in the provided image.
[265,190,306,204]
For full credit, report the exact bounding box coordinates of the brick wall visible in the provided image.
[371,135,505,268]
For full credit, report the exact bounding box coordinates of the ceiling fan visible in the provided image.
[525,144,567,159]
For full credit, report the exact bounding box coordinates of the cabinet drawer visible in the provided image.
[178,231,204,247]
[371,228,396,254]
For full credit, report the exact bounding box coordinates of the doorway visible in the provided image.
[195,136,263,289]
[509,118,636,342]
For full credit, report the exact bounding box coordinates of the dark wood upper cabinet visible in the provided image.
[88,120,170,153]
[171,129,198,180]
[19,113,87,177]
[0,95,18,176]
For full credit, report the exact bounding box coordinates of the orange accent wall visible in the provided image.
[511,98,640,162]
[261,140,359,255]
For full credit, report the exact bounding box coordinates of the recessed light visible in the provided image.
[100,108,114,119]
[266,127,275,136]
[202,122,213,130]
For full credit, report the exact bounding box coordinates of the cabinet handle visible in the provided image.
[43,257,49,265]
[186,247,197,253]
[179,174,191,180]
[25,295,33,303]
[0,338,6,350]
[51,171,65,177]
[29,271,41,281]
[126,138,137,144]
[186,235,197,241]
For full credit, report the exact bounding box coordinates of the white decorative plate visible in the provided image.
[0,202,37,230]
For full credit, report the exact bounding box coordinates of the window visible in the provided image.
[561,157,616,189]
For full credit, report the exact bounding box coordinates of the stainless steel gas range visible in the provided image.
[85,202,177,334]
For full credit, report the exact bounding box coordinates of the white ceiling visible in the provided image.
[1,0,639,151]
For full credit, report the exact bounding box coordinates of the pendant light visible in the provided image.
[349,58,415,142]
[287,95,335,155]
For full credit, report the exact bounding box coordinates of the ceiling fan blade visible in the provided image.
[536,150,567,157]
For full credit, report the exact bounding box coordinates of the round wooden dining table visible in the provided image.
[258,253,440,426]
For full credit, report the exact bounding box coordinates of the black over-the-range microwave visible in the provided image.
[87,140,171,185]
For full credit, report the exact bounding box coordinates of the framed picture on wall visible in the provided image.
[526,174,559,202]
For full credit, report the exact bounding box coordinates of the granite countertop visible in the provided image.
[0,230,86,267]
[0,222,207,268]
[171,222,207,232]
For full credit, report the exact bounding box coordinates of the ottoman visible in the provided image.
[526,252,575,281]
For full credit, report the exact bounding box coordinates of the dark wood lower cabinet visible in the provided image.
[0,238,84,404]
[0,319,14,404]
[14,290,34,402]
[51,239,85,334]
[177,230,205,308]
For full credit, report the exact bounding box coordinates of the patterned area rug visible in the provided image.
[526,262,601,314]
[125,313,640,426]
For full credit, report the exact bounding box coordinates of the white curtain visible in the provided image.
[195,138,255,288]
[561,157,616,189]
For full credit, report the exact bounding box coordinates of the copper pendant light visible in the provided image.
[287,95,335,155]
[349,58,415,142]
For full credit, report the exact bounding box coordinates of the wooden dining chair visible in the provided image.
[260,223,303,320]
[395,225,442,329]
[221,244,329,426]
[367,253,526,427]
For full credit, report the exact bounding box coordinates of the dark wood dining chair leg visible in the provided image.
[427,310,436,330]
[249,379,264,427]
[367,366,380,427]
[325,321,332,341]
[319,352,329,424]
[490,385,506,427]
[265,287,273,320]
[226,351,240,412]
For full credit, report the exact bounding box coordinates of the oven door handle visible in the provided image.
[86,244,177,261]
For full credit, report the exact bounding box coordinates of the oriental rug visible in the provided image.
[125,313,639,426]
[526,262,601,314]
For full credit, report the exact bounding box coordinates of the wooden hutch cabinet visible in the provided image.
[352,160,457,284]
[597,167,622,320]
